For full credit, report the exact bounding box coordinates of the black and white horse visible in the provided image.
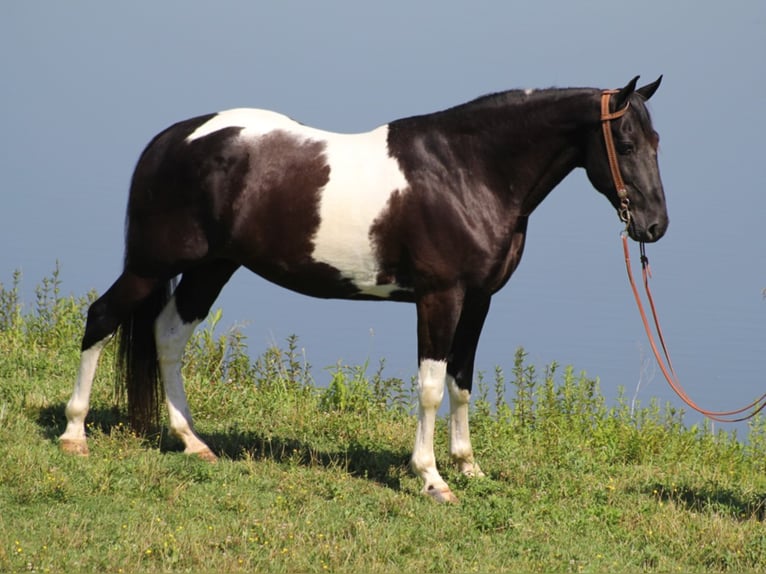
[60,76,667,503]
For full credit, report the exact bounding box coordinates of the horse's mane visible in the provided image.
[450,87,594,112]
[441,87,656,137]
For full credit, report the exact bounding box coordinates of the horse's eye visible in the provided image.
[616,142,635,155]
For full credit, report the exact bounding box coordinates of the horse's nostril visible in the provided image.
[646,221,666,242]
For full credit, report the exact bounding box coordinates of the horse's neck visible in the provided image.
[468,99,593,214]
[390,90,597,214]
[515,144,583,216]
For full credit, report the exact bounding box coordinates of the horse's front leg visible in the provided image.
[412,358,455,502]
[447,377,484,478]
[447,292,491,478]
[411,288,464,503]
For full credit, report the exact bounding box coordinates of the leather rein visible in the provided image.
[601,90,766,423]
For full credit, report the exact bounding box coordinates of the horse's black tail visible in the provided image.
[116,279,174,435]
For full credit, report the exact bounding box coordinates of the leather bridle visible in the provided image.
[600,90,632,225]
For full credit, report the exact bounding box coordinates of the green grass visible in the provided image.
[2,266,766,573]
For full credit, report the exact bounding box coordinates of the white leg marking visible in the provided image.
[154,298,215,460]
[60,336,110,454]
[411,359,457,502]
[448,377,484,478]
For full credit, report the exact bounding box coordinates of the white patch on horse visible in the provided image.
[187,109,413,297]
[447,376,483,477]
[311,125,410,296]
[411,359,456,502]
[59,336,111,454]
[154,296,214,459]
[186,108,301,142]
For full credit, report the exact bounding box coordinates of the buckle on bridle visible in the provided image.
[618,196,631,226]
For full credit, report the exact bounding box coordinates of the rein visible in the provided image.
[602,90,766,423]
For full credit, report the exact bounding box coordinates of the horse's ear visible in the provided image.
[613,76,640,110]
[636,75,663,101]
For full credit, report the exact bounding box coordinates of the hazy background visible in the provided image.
[2,2,765,432]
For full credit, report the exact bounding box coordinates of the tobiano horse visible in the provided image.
[60,76,667,503]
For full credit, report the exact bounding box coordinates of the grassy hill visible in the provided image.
[2,268,766,573]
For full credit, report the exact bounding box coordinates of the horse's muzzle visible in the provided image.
[628,216,668,243]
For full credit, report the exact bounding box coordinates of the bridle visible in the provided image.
[600,90,632,225]
[602,89,766,423]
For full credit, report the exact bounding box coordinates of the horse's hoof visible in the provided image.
[60,438,89,456]
[190,448,218,463]
[426,486,459,504]
[461,465,486,479]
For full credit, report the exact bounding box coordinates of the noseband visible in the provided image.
[600,90,631,224]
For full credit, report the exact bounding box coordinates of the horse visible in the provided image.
[59,76,667,503]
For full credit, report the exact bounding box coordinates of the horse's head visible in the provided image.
[584,76,668,243]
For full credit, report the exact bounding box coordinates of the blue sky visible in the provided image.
[2,2,765,428]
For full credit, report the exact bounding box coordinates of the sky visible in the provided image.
[2,2,765,432]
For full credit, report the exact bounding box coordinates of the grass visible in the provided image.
[2,266,766,573]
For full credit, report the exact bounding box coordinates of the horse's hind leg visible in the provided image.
[60,272,157,455]
[154,260,239,461]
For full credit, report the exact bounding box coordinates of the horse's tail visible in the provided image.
[116,279,174,435]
